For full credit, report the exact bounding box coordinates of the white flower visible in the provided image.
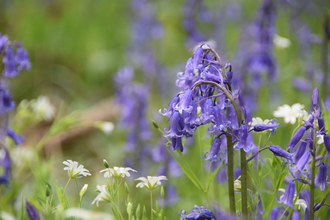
[249,117,270,126]
[0,211,16,220]
[295,199,308,211]
[273,34,291,49]
[100,166,137,179]
[64,208,114,220]
[94,122,114,135]
[63,160,91,179]
[92,185,111,206]
[135,176,167,190]
[234,179,241,192]
[317,134,324,145]
[273,103,305,124]
[31,96,56,121]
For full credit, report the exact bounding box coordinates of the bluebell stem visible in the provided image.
[0,147,11,184]
[269,145,293,161]
[25,200,40,220]
[279,181,296,208]
[179,205,216,220]
[315,163,329,191]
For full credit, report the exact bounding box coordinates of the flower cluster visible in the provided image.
[161,44,278,154]
[179,205,216,220]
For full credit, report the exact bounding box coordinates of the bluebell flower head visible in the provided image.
[253,119,280,134]
[279,181,296,208]
[2,47,18,77]
[288,126,307,148]
[180,205,216,220]
[317,116,325,133]
[15,47,31,71]
[0,34,9,52]
[234,124,249,152]
[26,200,40,220]
[204,137,221,162]
[312,87,319,110]
[269,207,281,220]
[292,151,310,173]
[7,127,24,145]
[294,141,307,163]
[0,147,11,185]
[164,111,184,138]
[269,145,293,161]
[315,163,329,191]
[171,137,184,152]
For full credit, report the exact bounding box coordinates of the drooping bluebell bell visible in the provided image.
[269,145,293,161]
[291,211,300,220]
[294,141,307,163]
[25,200,40,220]
[292,151,310,173]
[269,207,281,220]
[15,47,31,71]
[179,205,216,220]
[315,163,330,191]
[253,119,280,134]
[288,126,307,148]
[278,181,296,208]
[7,127,24,145]
[203,137,221,162]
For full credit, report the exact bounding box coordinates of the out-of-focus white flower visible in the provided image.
[273,103,305,124]
[63,160,91,179]
[135,176,167,190]
[297,110,311,122]
[31,96,56,121]
[64,207,114,220]
[92,185,111,206]
[234,178,241,192]
[94,122,114,135]
[273,34,291,49]
[11,146,34,167]
[295,199,308,211]
[249,117,270,126]
[80,184,88,198]
[0,211,16,220]
[100,166,137,179]
[317,134,324,145]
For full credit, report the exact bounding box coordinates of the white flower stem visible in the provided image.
[150,190,153,220]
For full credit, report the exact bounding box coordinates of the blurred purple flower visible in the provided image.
[180,205,216,220]
[0,147,11,184]
[26,200,40,220]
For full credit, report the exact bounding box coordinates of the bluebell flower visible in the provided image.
[253,119,280,134]
[292,151,310,173]
[315,163,330,191]
[0,34,9,52]
[269,207,281,220]
[25,200,40,220]
[317,116,325,133]
[204,137,221,162]
[279,181,296,208]
[180,205,216,220]
[0,147,11,184]
[0,81,15,115]
[269,145,293,161]
[159,96,180,117]
[7,127,24,145]
[288,126,307,148]
[171,137,184,152]
[324,134,330,154]
[15,47,31,71]
[2,47,18,77]
[164,111,184,138]
[292,211,300,220]
[312,87,319,110]
[234,124,249,151]
[294,141,307,163]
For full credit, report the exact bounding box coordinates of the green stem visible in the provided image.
[310,120,317,220]
[241,149,248,220]
[150,190,153,220]
[226,133,236,214]
[63,178,71,193]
